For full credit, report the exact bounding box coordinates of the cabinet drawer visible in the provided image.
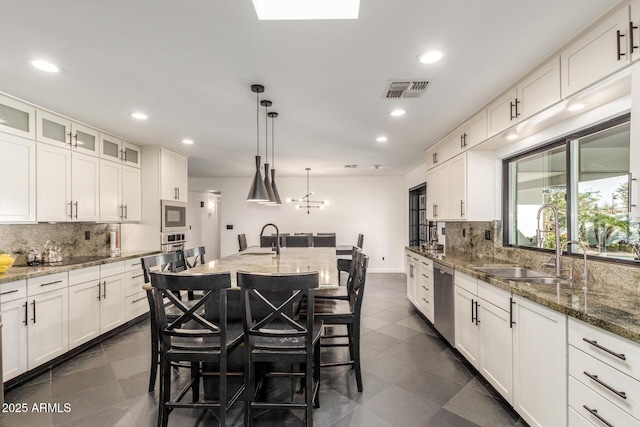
[100,261,125,278]
[477,280,510,311]
[569,317,640,380]
[568,407,597,427]
[0,279,27,302]
[455,271,477,295]
[125,291,149,322]
[418,257,433,272]
[569,376,640,427]
[125,257,143,273]
[27,272,68,297]
[125,268,146,297]
[570,345,640,419]
[419,266,433,285]
[418,280,433,301]
[69,266,100,286]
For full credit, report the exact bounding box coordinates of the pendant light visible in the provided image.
[247,84,270,202]
[268,111,282,205]
[260,99,277,204]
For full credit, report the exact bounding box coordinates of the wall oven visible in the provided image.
[160,232,186,253]
[161,200,187,232]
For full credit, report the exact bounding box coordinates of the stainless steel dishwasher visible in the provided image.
[433,262,455,347]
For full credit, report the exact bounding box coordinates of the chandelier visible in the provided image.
[287,168,329,214]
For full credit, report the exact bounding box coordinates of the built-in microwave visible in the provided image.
[161,200,188,232]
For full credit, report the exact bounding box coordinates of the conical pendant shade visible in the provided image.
[270,168,282,205]
[247,155,270,202]
[260,163,277,204]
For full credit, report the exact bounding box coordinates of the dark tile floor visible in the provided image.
[1,273,525,426]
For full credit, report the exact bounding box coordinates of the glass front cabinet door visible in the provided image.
[0,94,36,139]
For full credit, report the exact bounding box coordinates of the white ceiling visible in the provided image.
[0,0,620,178]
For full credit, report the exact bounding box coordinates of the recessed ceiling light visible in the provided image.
[567,103,586,111]
[418,50,444,64]
[376,136,388,143]
[390,109,405,117]
[252,0,360,20]
[182,139,194,145]
[30,60,60,73]
[130,112,148,120]
[506,133,518,140]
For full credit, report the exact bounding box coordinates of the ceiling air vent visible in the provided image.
[383,79,430,99]
[344,164,358,169]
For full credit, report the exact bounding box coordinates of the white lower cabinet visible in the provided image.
[124,257,148,322]
[406,251,418,305]
[454,284,479,367]
[512,295,567,427]
[99,262,126,333]
[27,287,69,369]
[68,266,101,349]
[416,258,434,323]
[1,280,28,381]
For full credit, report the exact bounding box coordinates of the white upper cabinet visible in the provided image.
[488,56,560,137]
[561,5,630,98]
[0,134,36,223]
[160,148,188,202]
[449,110,488,158]
[100,133,141,168]
[426,137,451,170]
[36,110,99,157]
[121,165,141,222]
[0,93,35,139]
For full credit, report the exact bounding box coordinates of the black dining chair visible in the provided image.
[260,235,279,248]
[273,232,289,247]
[337,234,364,285]
[312,235,336,248]
[315,246,360,301]
[238,234,248,252]
[237,271,323,427]
[140,252,183,393]
[310,252,369,392]
[183,246,206,300]
[150,271,244,427]
[286,234,312,247]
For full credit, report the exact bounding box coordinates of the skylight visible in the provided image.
[252,0,360,20]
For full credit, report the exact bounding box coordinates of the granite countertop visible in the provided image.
[0,250,160,284]
[406,246,640,344]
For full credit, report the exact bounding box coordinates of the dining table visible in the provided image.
[180,246,340,400]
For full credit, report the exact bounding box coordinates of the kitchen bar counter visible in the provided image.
[406,246,640,344]
[0,250,160,285]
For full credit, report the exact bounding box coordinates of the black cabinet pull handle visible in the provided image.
[40,280,63,287]
[132,273,144,279]
[471,298,475,323]
[103,280,107,299]
[509,297,515,328]
[69,201,73,219]
[74,201,78,219]
[132,296,146,304]
[583,405,614,427]
[97,282,101,301]
[32,300,36,323]
[475,301,480,325]
[582,338,626,360]
[124,204,128,219]
[631,21,639,53]
[23,302,28,325]
[509,101,515,120]
[1,289,18,296]
[67,131,73,146]
[73,133,78,148]
[617,29,626,60]
[515,98,521,118]
[583,371,627,399]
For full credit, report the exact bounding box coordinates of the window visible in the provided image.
[504,116,639,263]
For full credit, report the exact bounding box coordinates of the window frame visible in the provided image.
[502,113,636,265]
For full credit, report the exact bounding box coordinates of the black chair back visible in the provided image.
[141,252,180,284]
[238,234,248,252]
[357,233,364,249]
[350,253,369,309]
[237,271,318,351]
[183,246,206,268]
[317,233,336,236]
[285,234,311,247]
[260,235,279,248]
[313,235,336,247]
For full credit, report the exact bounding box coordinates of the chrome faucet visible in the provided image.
[561,240,589,287]
[260,223,280,255]
[536,203,561,276]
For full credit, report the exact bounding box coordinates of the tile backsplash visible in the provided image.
[0,223,111,264]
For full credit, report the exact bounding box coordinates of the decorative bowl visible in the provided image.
[0,253,15,274]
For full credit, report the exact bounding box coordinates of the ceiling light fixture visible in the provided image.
[247,84,270,202]
[260,99,277,205]
[30,60,60,73]
[252,0,360,20]
[390,109,405,117]
[418,50,444,64]
[130,112,148,120]
[268,111,282,205]
[287,168,328,214]
[182,139,194,145]
[376,136,388,143]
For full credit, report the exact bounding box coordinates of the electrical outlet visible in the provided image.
[462,228,466,237]
[485,230,492,240]
[226,225,233,230]
[85,231,90,240]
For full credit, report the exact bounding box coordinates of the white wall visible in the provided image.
[189,175,406,272]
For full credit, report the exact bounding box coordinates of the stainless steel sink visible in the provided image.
[473,266,550,279]
[514,277,570,285]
